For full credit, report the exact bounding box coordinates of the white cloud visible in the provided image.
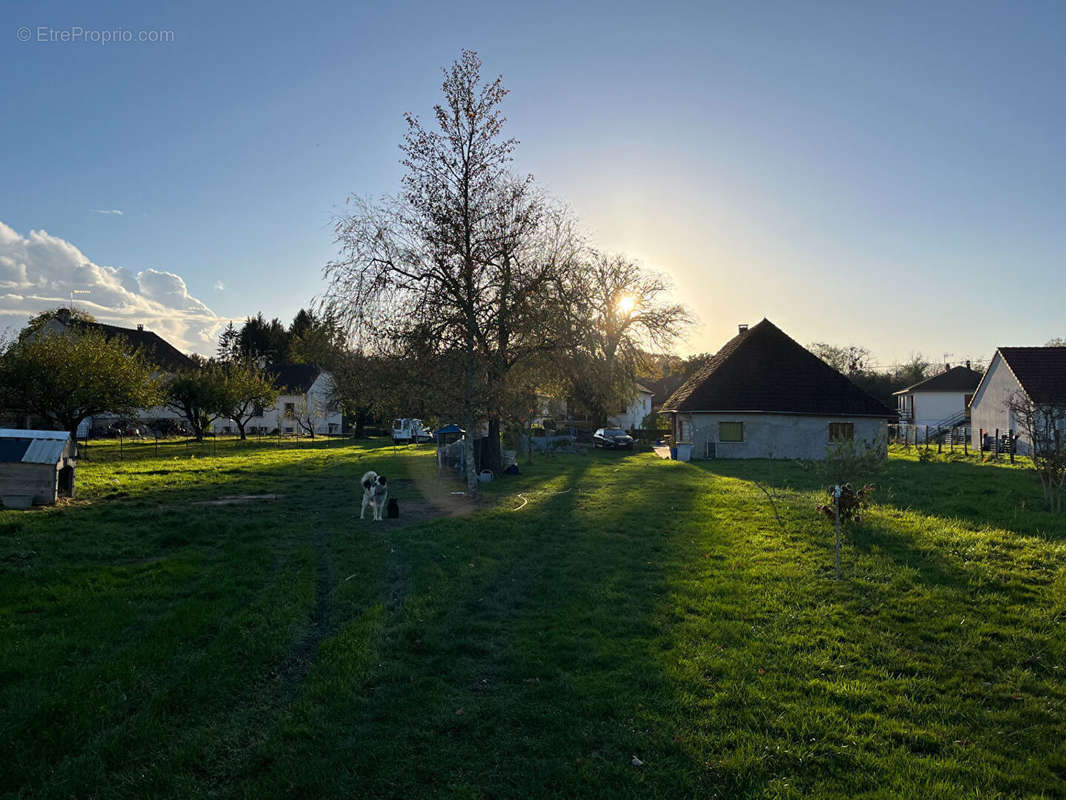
[93,209,125,215]
[0,220,224,356]
[214,280,225,291]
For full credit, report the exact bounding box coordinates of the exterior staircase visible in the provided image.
[923,410,969,443]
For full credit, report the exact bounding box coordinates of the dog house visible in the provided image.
[0,429,77,508]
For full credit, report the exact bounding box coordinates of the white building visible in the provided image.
[608,384,654,432]
[893,364,982,440]
[969,347,1066,456]
[661,320,893,460]
[213,363,342,436]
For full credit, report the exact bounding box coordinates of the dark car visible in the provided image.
[593,427,634,449]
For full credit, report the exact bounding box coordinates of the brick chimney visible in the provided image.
[738,323,749,334]
[55,307,71,325]
[966,359,971,370]
[136,324,144,331]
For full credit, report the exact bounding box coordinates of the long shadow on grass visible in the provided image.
[699,453,1066,542]
[0,442,429,797]
[679,458,1066,796]
[238,453,725,799]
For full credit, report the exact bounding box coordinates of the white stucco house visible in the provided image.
[969,347,1066,456]
[893,363,983,440]
[608,384,654,432]
[212,363,342,436]
[661,320,894,460]
[531,382,652,432]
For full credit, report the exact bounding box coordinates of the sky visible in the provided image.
[2,0,1064,365]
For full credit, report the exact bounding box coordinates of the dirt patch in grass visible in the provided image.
[349,477,476,530]
[192,494,282,506]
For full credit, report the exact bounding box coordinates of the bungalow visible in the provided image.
[893,363,983,441]
[213,363,342,436]
[660,320,894,460]
[969,347,1066,456]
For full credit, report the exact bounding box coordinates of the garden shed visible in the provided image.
[0,429,76,508]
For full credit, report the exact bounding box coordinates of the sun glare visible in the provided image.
[617,296,636,314]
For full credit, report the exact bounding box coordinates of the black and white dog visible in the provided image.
[360,470,389,521]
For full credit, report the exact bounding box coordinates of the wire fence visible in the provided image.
[75,431,359,463]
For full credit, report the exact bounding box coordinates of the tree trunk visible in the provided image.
[483,417,503,473]
[236,420,247,440]
[462,348,478,496]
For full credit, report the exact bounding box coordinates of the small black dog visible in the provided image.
[387,497,399,519]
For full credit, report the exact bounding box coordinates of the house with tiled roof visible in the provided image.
[42,309,195,436]
[660,319,894,459]
[44,309,197,372]
[969,346,1066,455]
[212,363,342,436]
[893,363,983,440]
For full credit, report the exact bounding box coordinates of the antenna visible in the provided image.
[69,289,89,312]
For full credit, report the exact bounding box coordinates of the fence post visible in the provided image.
[964,430,968,456]
[1009,429,1014,464]
[155,434,159,457]
[925,426,930,452]
[834,485,842,580]
[995,428,1000,459]
[119,432,123,460]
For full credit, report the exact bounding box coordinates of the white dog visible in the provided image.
[360,470,389,521]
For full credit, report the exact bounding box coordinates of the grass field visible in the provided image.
[2,439,1064,798]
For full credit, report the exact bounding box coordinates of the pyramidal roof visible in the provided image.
[661,319,893,417]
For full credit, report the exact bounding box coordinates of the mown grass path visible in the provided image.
[1,439,1063,798]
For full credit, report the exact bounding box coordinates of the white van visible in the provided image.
[392,418,433,445]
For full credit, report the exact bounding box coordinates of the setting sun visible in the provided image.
[617,296,636,314]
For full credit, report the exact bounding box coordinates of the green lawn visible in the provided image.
[2,439,1064,798]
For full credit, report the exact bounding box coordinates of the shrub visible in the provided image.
[817,482,875,524]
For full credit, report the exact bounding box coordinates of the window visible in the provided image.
[719,421,744,442]
[828,422,854,441]
[284,402,295,417]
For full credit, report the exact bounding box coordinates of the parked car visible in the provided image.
[593,427,634,449]
[108,421,143,437]
[392,418,433,445]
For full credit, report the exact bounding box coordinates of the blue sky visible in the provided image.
[2,0,1064,362]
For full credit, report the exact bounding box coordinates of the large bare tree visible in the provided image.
[321,51,584,490]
